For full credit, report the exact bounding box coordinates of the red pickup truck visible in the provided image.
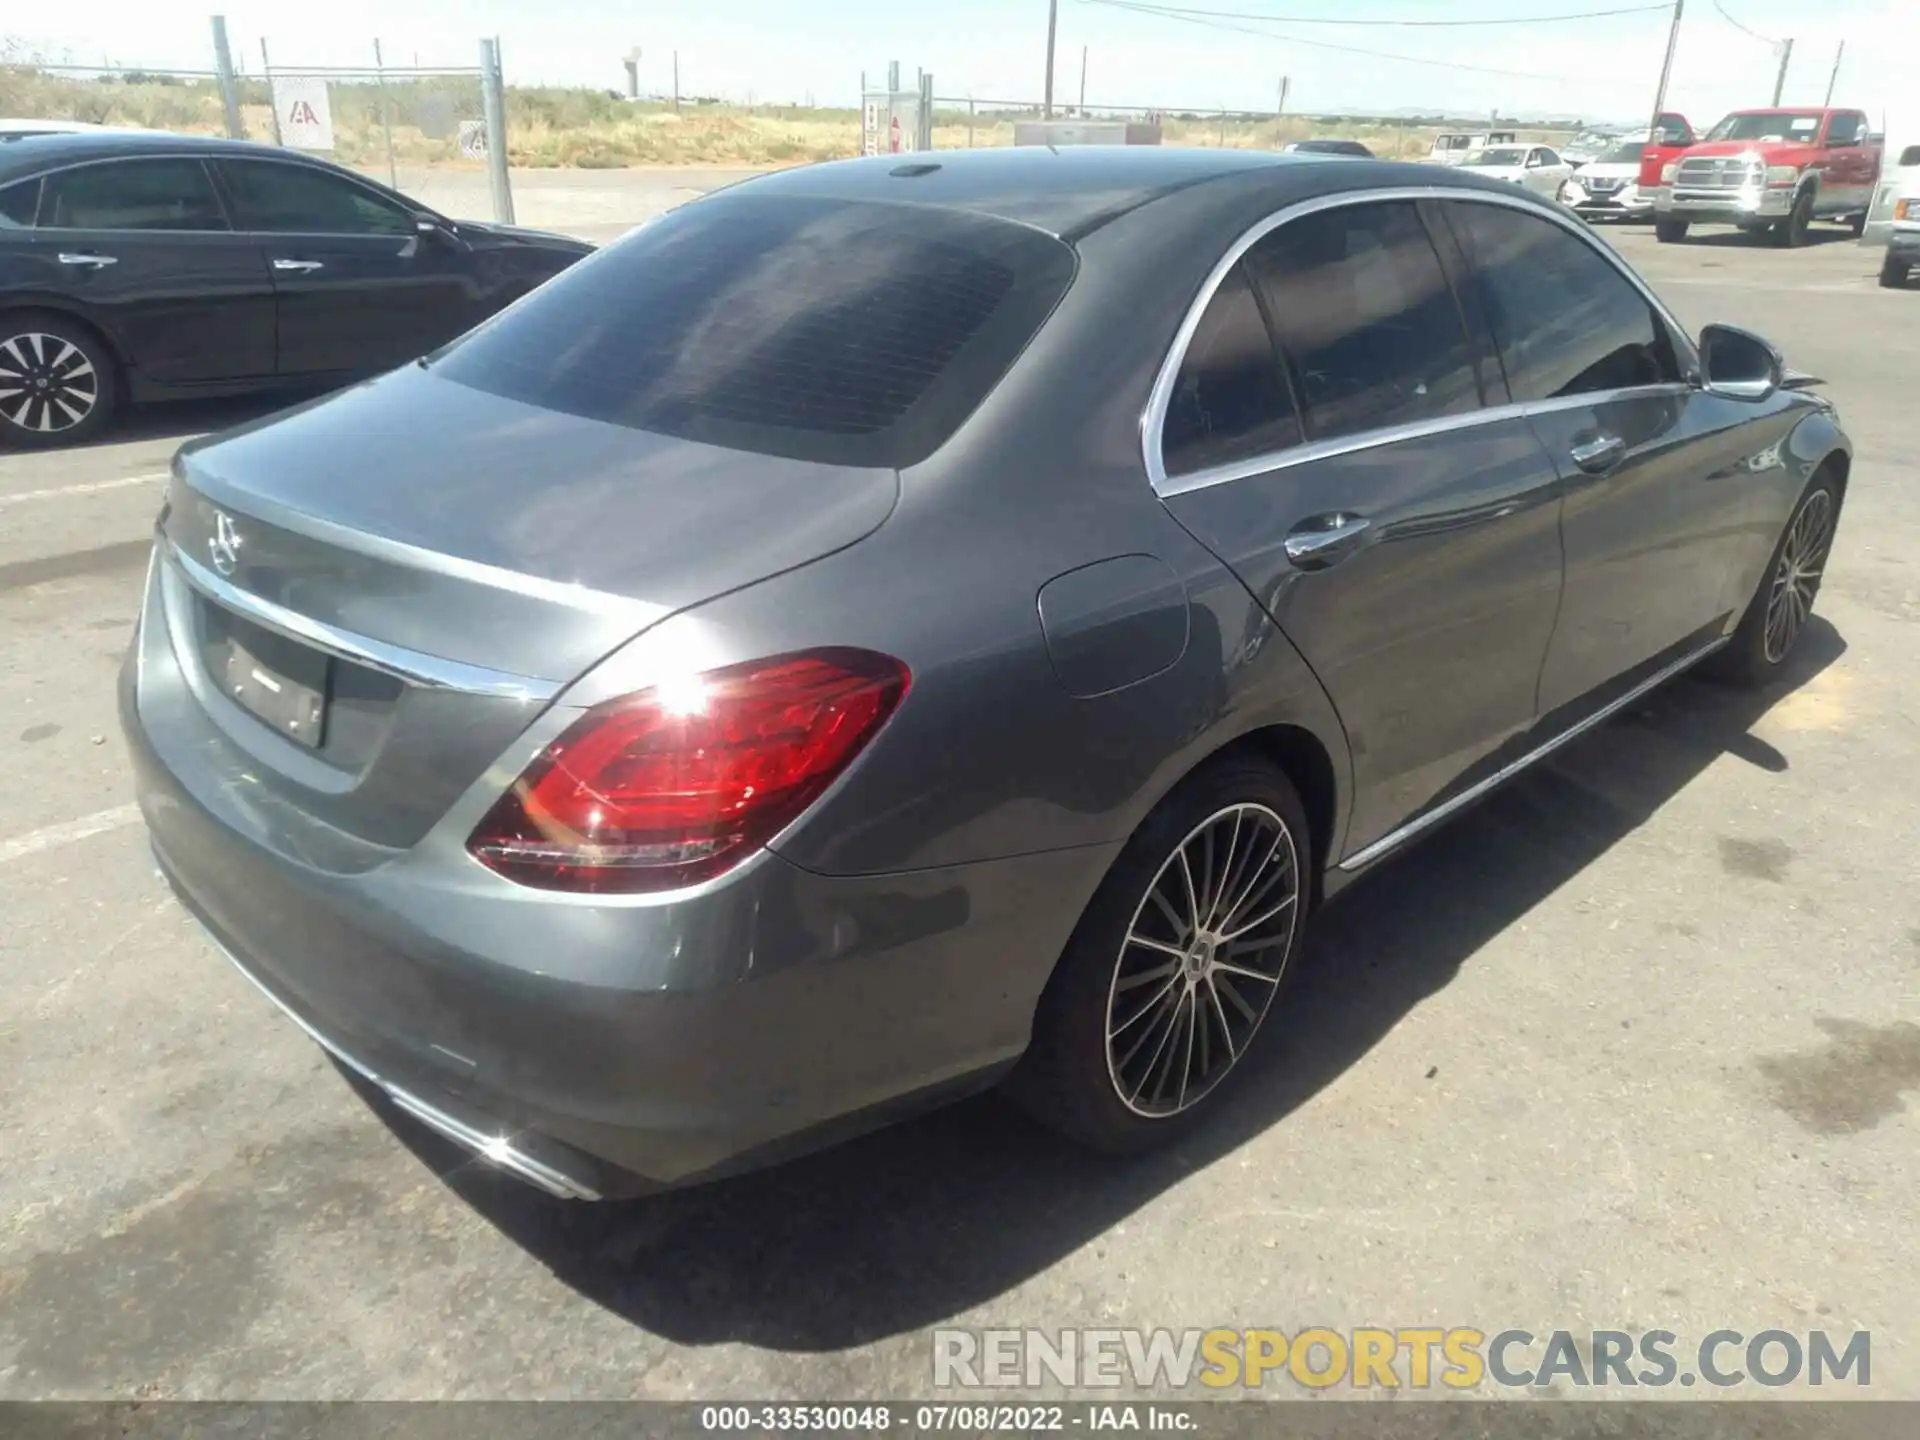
[1651,106,1882,246]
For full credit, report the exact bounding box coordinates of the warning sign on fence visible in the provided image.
[457,119,488,159]
[270,75,334,150]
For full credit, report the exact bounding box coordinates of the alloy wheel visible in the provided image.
[0,332,100,435]
[1764,489,1834,664]
[1104,802,1301,1118]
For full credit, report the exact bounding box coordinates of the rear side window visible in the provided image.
[1244,200,1482,443]
[432,194,1075,468]
[1162,265,1300,477]
[40,159,226,232]
[1445,200,1680,402]
[0,178,36,228]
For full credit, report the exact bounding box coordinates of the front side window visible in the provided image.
[1536,148,1563,167]
[432,193,1075,469]
[40,159,226,231]
[1824,113,1866,146]
[0,178,37,228]
[1162,264,1301,477]
[219,161,413,235]
[1244,200,1481,443]
[1446,201,1681,403]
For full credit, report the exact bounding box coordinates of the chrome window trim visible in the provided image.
[1158,382,1695,498]
[166,539,560,702]
[1142,184,1702,497]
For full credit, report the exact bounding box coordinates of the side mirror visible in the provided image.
[1699,323,1785,402]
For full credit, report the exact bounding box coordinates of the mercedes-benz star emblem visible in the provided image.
[208,510,242,577]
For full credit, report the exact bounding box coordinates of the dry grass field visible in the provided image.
[2,66,1574,168]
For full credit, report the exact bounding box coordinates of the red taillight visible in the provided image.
[468,648,910,894]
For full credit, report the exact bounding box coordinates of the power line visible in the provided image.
[1076,0,1622,83]
[1076,1,1669,26]
[1710,0,1778,45]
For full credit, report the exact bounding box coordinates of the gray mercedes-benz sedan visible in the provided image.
[123,147,1849,1200]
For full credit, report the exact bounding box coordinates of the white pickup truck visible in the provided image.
[1862,104,1919,288]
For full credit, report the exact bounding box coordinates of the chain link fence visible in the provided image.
[0,25,513,223]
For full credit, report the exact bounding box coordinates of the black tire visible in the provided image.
[0,311,117,448]
[1771,190,1814,248]
[1881,255,1911,289]
[1703,475,1839,687]
[1009,753,1313,1154]
[1655,217,1689,243]
[1847,210,1868,238]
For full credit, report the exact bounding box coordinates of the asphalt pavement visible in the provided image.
[0,210,1915,1403]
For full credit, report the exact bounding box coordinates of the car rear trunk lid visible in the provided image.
[148,364,899,850]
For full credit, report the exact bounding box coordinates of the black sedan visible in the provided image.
[0,131,591,446]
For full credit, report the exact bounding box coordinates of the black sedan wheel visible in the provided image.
[1012,755,1310,1152]
[0,315,116,448]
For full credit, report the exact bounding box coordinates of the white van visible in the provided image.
[1429,129,1517,166]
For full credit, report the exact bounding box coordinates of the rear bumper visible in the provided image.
[121,553,1114,1197]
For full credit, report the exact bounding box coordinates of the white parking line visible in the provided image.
[0,804,142,866]
[0,472,169,507]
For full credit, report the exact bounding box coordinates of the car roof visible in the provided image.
[704,145,1444,240]
[0,130,310,183]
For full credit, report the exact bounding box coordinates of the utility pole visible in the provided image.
[1277,75,1289,118]
[1771,37,1794,106]
[1648,0,1684,135]
[1043,0,1058,117]
[1079,45,1087,115]
[672,50,680,111]
[208,15,244,140]
[1823,39,1845,106]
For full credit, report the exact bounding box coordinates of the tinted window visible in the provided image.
[1244,200,1481,443]
[40,159,225,231]
[220,160,413,234]
[1162,265,1300,477]
[1447,201,1680,402]
[0,178,36,228]
[1536,149,1563,166]
[432,193,1075,469]
[1825,113,1865,145]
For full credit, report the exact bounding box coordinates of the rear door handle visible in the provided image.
[1569,433,1627,474]
[271,259,325,273]
[1283,513,1373,570]
[56,252,116,268]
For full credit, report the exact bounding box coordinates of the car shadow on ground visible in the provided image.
[365,620,1846,1351]
[1673,228,1859,250]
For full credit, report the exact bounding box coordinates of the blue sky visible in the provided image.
[11,0,1904,127]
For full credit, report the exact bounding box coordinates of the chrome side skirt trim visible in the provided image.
[168,540,560,702]
[199,912,603,1201]
[1335,635,1729,873]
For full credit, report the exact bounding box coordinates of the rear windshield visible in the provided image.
[431,193,1076,468]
